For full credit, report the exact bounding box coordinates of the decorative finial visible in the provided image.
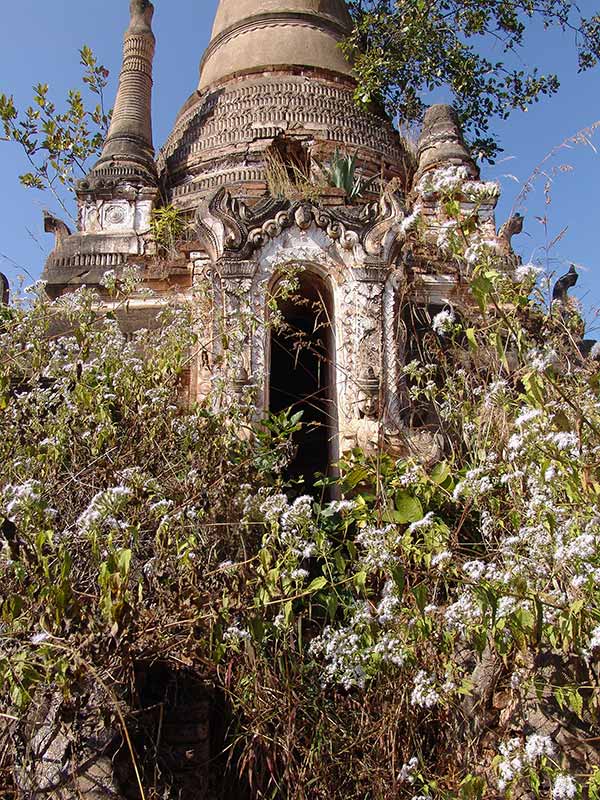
[498,213,524,256]
[129,0,154,34]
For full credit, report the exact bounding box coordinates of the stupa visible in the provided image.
[42,0,515,476]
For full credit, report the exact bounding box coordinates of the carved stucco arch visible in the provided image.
[249,226,346,415]
[200,188,412,449]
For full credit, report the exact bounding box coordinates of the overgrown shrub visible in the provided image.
[2,219,600,799]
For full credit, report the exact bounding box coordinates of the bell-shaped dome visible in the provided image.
[199,0,354,89]
[159,0,408,211]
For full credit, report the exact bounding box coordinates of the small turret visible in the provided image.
[42,2,160,296]
[415,104,478,183]
[86,0,157,186]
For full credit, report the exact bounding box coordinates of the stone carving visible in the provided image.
[553,264,579,305]
[103,204,129,228]
[43,212,72,248]
[357,367,380,420]
[362,192,406,260]
[498,213,524,255]
[195,186,406,264]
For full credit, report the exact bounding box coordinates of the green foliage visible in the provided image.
[150,204,187,255]
[325,148,377,201]
[344,0,600,160]
[0,46,110,220]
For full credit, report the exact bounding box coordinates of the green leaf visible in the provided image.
[567,686,584,718]
[353,571,367,592]
[588,767,600,800]
[117,549,132,577]
[431,461,450,485]
[343,465,371,490]
[394,491,424,524]
[465,327,478,351]
[307,576,328,593]
[412,584,427,613]
[390,565,405,597]
[326,594,338,622]
[471,274,493,312]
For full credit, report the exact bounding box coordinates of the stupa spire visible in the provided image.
[199,0,354,89]
[89,0,157,184]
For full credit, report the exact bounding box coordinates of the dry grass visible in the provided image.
[265,150,326,203]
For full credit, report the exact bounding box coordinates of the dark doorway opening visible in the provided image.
[114,661,250,800]
[269,271,337,490]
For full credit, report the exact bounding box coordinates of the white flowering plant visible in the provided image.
[2,236,600,799]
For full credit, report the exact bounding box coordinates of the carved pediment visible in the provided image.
[195,186,408,262]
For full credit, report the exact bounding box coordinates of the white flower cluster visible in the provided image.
[527,347,558,373]
[418,165,500,202]
[463,237,501,266]
[497,733,578,800]
[524,734,555,762]
[497,738,524,790]
[328,499,356,515]
[397,756,418,784]
[410,670,440,708]
[281,495,314,536]
[355,524,398,569]
[590,341,600,360]
[552,774,578,799]
[376,582,401,623]
[308,601,406,689]
[514,263,543,283]
[223,624,250,646]
[257,492,289,526]
[436,219,459,253]
[452,465,497,501]
[497,735,554,792]
[99,269,117,290]
[1,480,43,522]
[77,486,133,533]
[308,604,374,689]
[400,209,422,234]
[432,309,456,336]
[408,511,435,534]
[445,592,485,635]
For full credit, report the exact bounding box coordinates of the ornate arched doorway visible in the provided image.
[268,270,338,489]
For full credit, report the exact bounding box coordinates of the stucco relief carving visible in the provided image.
[195,187,407,264]
[219,274,255,398]
[103,204,130,228]
[336,275,387,455]
[159,75,408,202]
[197,187,413,451]
[80,202,101,233]
[77,196,152,236]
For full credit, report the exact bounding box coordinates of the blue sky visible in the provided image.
[0,1,598,326]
